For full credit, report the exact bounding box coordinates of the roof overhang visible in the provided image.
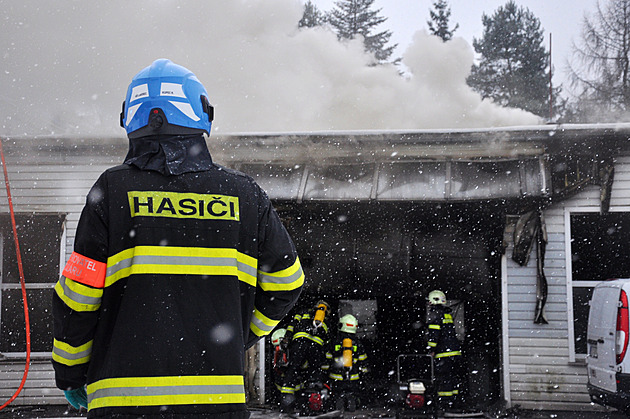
[4,123,630,205]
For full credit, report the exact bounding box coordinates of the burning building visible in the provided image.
[0,123,629,413]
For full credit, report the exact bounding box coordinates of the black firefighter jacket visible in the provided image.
[52,135,304,418]
[426,305,462,359]
[321,333,368,382]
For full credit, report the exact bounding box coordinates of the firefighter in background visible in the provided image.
[270,328,290,405]
[426,290,463,410]
[279,300,331,411]
[321,314,368,412]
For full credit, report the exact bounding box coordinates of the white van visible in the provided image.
[586,278,630,414]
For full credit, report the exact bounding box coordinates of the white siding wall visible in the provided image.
[504,155,630,411]
[1,136,628,409]
[0,139,123,406]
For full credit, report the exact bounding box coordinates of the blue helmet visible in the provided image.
[120,59,213,138]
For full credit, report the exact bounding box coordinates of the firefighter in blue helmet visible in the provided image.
[426,290,463,411]
[279,300,331,412]
[52,59,304,418]
[321,314,369,412]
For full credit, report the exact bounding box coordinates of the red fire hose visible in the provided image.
[0,137,31,411]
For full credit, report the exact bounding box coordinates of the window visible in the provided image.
[569,211,630,356]
[338,299,378,340]
[0,214,66,355]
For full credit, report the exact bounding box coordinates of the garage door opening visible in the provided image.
[267,202,504,409]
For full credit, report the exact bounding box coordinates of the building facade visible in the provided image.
[0,125,628,411]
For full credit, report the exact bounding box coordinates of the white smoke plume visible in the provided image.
[0,0,540,137]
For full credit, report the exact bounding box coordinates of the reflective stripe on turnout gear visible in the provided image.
[279,384,302,394]
[292,331,325,345]
[435,350,462,358]
[250,307,281,337]
[87,375,245,409]
[105,245,258,286]
[54,276,103,312]
[52,339,92,366]
[257,257,304,291]
[437,389,459,397]
[328,372,360,381]
[104,245,304,291]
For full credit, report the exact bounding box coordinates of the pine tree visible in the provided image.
[567,0,630,121]
[466,1,558,118]
[427,0,459,42]
[299,1,325,28]
[327,0,397,63]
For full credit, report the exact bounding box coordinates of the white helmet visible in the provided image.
[271,328,287,346]
[339,314,358,334]
[428,290,447,305]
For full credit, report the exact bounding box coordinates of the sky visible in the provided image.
[0,0,599,138]
[316,0,597,87]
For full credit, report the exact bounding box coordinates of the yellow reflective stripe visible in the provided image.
[428,342,437,347]
[435,350,462,358]
[52,339,92,366]
[279,385,298,394]
[293,332,324,345]
[358,354,367,361]
[428,324,441,330]
[105,246,257,287]
[277,383,304,392]
[54,277,102,312]
[87,375,245,409]
[258,258,304,291]
[250,308,280,337]
[438,390,454,396]
[328,373,360,381]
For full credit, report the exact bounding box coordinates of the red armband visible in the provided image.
[62,252,107,288]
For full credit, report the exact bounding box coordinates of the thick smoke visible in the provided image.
[0,0,540,137]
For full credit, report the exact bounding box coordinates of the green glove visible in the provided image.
[64,386,87,410]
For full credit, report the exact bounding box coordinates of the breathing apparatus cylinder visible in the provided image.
[342,338,353,368]
[313,302,328,328]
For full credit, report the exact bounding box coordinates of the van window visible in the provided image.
[570,212,630,355]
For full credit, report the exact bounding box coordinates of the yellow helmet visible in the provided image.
[428,290,447,305]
